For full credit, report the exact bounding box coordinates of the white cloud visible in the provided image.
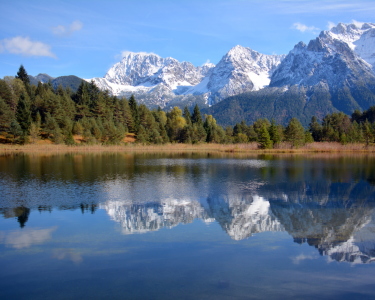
[327,21,336,30]
[52,248,83,264]
[52,20,83,36]
[292,254,317,264]
[292,22,320,34]
[1,227,57,249]
[0,36,56,58]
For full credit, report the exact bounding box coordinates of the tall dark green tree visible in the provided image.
[16,92,31,133]
[258,123,273,149]
[16,65,32,97]
[183,106,192,125]
[269,119,282,145]
[191,104,203,125]
[10,119,23,143]
[16,65,30,86]
[129,95,140,132]
[309,116,322,142]
[0,97,14,132]
[285,118,305,148]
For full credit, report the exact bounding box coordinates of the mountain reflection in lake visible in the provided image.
[1,153,375,299]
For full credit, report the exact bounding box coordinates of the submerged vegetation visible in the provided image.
[1,65,375,150]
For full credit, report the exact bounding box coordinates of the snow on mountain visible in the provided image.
[104,52,209,88]
[90,46,284,107]
[202,45,285,105]
[326,22,375,70]
[89,22,375,109]
[270,22,375,88]
[90,52,213,107]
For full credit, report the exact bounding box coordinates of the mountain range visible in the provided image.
[28,22,375,126]
[90,45,285,108]
[29,73,83,92]
[207,22,375,126]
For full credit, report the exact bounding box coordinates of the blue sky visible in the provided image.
[1,0,374,79]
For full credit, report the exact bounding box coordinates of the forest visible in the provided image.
[1,65,375,149]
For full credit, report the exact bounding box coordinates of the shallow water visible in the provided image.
[1,153,375,299]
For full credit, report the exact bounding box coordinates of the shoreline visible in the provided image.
[1,142,375,154]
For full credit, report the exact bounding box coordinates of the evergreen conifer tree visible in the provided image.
[10,119,23,143]
[16,92,31,133]
[269,119,282,145]
[129,95,140,132]
[16,65,30,86]
[0,97,14,132]
[285,118,305,148]
[258,124,273,149]
[191,104,203,125]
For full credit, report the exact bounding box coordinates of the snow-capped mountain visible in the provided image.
[191,45,285,105]
[105,52,211,88]
[327,22,375,71]
[208,22,375,126]
[88,22,375,122]
[90,46,284,107]
[270,22,375,88]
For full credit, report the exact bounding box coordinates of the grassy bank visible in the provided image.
[1,142,375,154]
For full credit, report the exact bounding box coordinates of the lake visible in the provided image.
[1,152,375,299]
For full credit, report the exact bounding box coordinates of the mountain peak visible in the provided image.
[322,22,375,70]
[121,51,160,58]
[226,45,260,61]
[329,22,375,35]
[228,44,250,53]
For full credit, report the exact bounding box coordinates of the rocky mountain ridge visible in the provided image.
[205,22,375,126]
[88,22,375,112]
[90,45,285,107]
[270,23,375,88]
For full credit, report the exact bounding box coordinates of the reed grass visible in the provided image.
[0,142,375,154]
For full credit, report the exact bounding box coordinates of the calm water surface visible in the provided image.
[1,153,375,299]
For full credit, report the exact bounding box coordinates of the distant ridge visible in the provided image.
[29,74,84,92]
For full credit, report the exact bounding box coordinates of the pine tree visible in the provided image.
[136,125,148,144]
[15,65,30,86]
[64,131,75,145]
[269,119,282,145]
[44,113,63,143]
[258,124,273,149]
[183,106,192,125]
[285,118,305,148]
[304,130,314,144]
[129,95,140,132]
[309,116,322,142]
[16,92,32,133]
[0,97,14,132]
[16,65,32,97]
[29,122,40,143]
[191,104,203,125]
[362,120,373,146]
[10,119,23,143]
